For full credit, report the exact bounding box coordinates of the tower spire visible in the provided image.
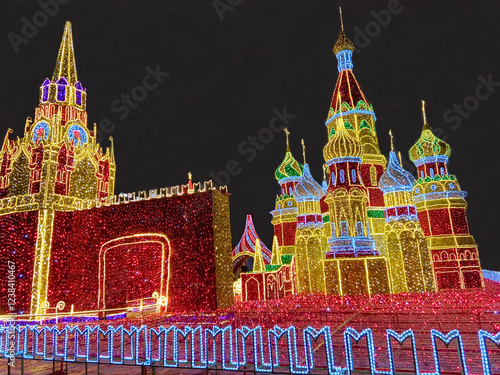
[284,127,290,150]
[389,129,394,151]
[53,21,78,84]
[301,138,306,164]
[421,100,429,130]
[339,6,344,31]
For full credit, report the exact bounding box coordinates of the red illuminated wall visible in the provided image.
[47,191,224,313]
[0,211,38,313]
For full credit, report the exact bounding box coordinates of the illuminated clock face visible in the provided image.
[32,122,49,142]
[67,124,88,146]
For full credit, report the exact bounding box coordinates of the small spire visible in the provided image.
[389,129,394,151]
[270,236,282,265]
[398,151,403,167]
[187,171,194,193]
[284,127,290,150]
[53,21,78,84]
[109,136,115,163]
[339,6,344,31]
[301,138,306,164]
[253,239,265,272]
[322,164,327,181]
[2,129,12,150]
[421,100,430,130]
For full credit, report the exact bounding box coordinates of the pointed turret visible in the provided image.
[253,240,266,273]
[52,21,78,85]
[270,236,282,265]
[232,214,272,274]
[38,21,87,111]
[324,10,387,253]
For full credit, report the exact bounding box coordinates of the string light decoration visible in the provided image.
[0,21,234,316]
[232,215,272,274]
[1,323,497,374]
[270,127,303,258]
[409,101,484,291]
[380,139,436,294]
[327,14,387,252]
[238,16,484,301]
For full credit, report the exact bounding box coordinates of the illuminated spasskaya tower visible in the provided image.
[0,22,234,316]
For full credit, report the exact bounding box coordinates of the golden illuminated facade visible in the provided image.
[237,22,483,301]
[293,162,327,294]
[0,22,115,315]
[380,139,435,293]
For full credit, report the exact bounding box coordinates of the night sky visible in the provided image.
[1,0,499,271]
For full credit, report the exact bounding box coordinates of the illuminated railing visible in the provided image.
[97,180,228,207]
[0,324,498,374]
[0,180,228,213]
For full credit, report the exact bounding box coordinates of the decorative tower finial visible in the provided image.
[284,127,290,150]
[389,129,394,151]
[301,138,306,164]
[398,151,402,167]
[53,21,78,84]
[339,6,344,31]
[421,100,429,129]
[188,171,192,181]
[2,129,12,150]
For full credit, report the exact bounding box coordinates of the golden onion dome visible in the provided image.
[333,30,355,55]
[323,120,362,162]
[409,123,451,162]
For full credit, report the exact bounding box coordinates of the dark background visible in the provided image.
[1,0,499,271]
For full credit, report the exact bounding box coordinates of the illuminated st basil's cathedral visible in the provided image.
[0,20,486,317]
[233,26,484,302]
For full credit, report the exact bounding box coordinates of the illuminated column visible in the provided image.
[270,128,303,256]
[323,119,377,258]
[293,163,326,294]
[380,146,435,293]
[30,209,55,315]
[325,25,386,253]
[409,102,484,290]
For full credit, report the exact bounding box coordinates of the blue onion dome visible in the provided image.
[380,151,415,192]
[294,164,325,200]
[275,146,303,181]
[323,120,362,161]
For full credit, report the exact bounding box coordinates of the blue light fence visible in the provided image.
[1,324,499,374]
[483,269,500,283]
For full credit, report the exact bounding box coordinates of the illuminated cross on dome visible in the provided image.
[284,127,290,148]
[301,138,306,164]
[421,100,427,124]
